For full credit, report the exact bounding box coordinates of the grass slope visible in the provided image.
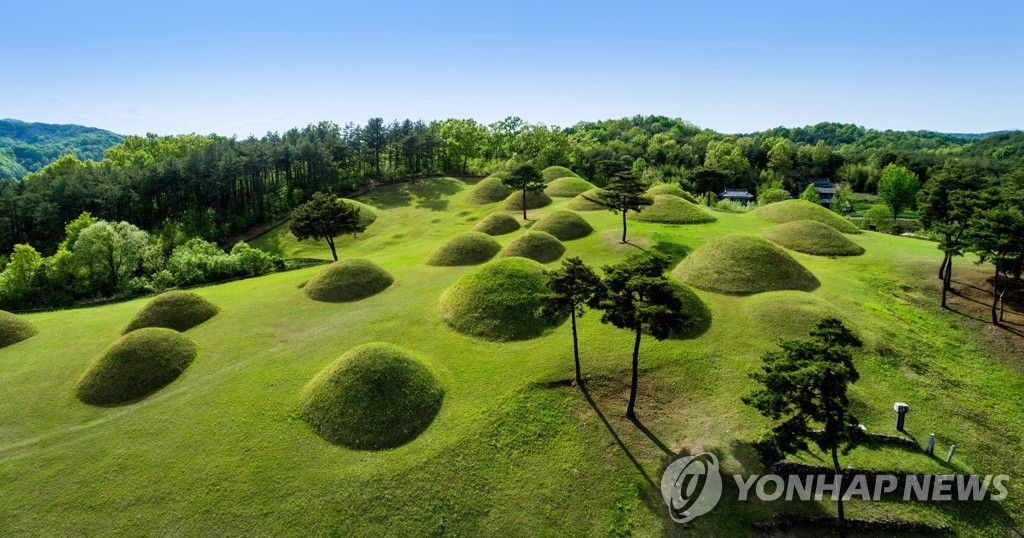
[0,310,37,349]
[541,165,579,182]
[632,195,717,224]
[472,212,521,235]
[299,343,444,450]
[763,220,866,256]
[465,176,514,204]
[500,231,566,263]
[426,232,501,266]
[565,187,608,211]
[304,259,394,302]
[741,291,843,341]
[545,176,595,197]
[529,211,594,241]
[75,328,197,405]
[342,198,379,227]
[122,291,219,334]
[673,233,820,295]
[666,280,713,339]
[502,190,552,211]
[646,183,698,203]
[753,199,861,234]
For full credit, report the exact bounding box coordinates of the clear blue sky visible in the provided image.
[2,0,1021,136]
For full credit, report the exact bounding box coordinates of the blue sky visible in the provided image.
[2,0,1021,136]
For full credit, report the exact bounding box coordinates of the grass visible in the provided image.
[666,280,713,339]
[304,258,394,302]
[472,212,521,235]
[753,199,861,234]
[299,342,444,450]
[500,231,566,263]
[529,210,594,241]
[763,220,866,256]
[673,233,820,295]
[502,190,553,211]
[464,176,514,204]
[75,328,197,405]
[0,309,37,349]
[646,183,698,203]
[740,291,842,341]
[122,291,219,334]
[632,195,717,224]
[541,165,580,183]
[545,176,595,197]
[566,187,608,211]
[343,198,378,227]
[426,231,501,266]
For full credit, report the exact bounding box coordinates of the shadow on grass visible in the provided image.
[579,381,656,490]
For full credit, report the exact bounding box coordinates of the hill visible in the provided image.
[0,119,123,179]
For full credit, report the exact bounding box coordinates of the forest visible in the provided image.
[0,119,123,180]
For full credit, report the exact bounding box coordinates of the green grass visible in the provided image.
[541,165,580,182]
[632,195,717,224]
[666,280,713,339]
[753,199,861,234]
[502,190,553,211]
[426,231,501,266]
[740,291,842,341]
[545,176,595,197]
[75,328,197,405]
[472,212,521,235]
[342,198,379,227]
[646,183,698,203]
[0,310,37,348]
[565,187,608,211]
[299,343,444,450]
[304,259,394,302]
[763,220,866,256]
[529,210,594,241]
[500,231,566,263]
[122,291,219,334]
[465,176,514,204]
[673,233,820,295]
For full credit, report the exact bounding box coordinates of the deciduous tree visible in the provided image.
[877,164,920,220]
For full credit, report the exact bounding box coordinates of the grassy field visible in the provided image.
[1,177,1022,536]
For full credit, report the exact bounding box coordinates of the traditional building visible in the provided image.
[719,188,754,205]
[799,179,838,207]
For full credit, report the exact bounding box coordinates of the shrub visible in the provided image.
[763,220,865,256]
[427,232,502,266]
[672,234,820,295]
[122,291,220,334]
[0,310,37,349]
[304,259,394,302]
[758,188,791,205]
[472,213,521,236]
[529,211,594,241]
[500,231,566,263]
[75,328,197,405]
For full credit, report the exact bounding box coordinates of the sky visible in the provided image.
[2,0,1022,137]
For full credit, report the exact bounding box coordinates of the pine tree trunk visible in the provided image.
[521,189,527,220]
[942,257,953,308]
[621,211,628,243]
[992,263,1000,326]
[627,324,641,420]
[832,446,847,538]
[571,309,581,386]
[938,252,949,280]
[326,235,338,262]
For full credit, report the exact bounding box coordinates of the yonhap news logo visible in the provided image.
[659,452,723,523]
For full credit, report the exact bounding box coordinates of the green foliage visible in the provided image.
[673,234,820,295]
[586,170,653,243]
[0,310,37,348]
[502,163,546,219]
[544,176,595,197]
[304,259,394,303]
[665,280,712,339]
[529,211,594,241]
[299,343,444,450]
[122,291,219,334]
[472,213,521,235]
[800,184,820,204]
[917,161,986,256]
[0,244,42,302]
[73,220,150,293]
[752,199,861,234]
[501,190,552,211]
[877,164,921,220]
[166,239,276,287]
[763,220,865,256]
[0,119,122,180]
[75,328,197,405]
[426,232,501,266]
[566,188,609,211]
[465,176,515,204]
[541,166,580,182]
[290,192,367,261]
[59,212,98,252]
[538,257,603,383]
[630,195,717,224]
[741,292,842,341]
[500,231,566,263]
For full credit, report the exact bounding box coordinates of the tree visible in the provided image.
[59,212,98,252]
[538,257,603,386]
[501,162,545,220]
[877,164,920,220]
[743,318,863,537]
[966,203,1024,325]
[585,170,653,243]
[73,221,150,294]
[0,244,42,302]
[595,254,689,419]
[289,192,366,262]
[800,184,820,204]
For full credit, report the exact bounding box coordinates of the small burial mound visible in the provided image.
[752,199,860,234]
[299,343,444,450]
[631,195,717,224]
[427,232,501,266]
[742,291,842,341]
[542,165,580,183]
[500,231,566,263]
[472,212,521,236]
[502,190,553,211]
[664,280,713,339]
[566,188,609,211]
[545,176,595,197]
[0,310,38,349]
[530,211,594,241]
[122,291,219,334]
[465,176,514,205]
[646,183,698,203]
[672,234,819,295]
[439,257,564,341]
[75,328,197,405]
[763,220,865,256]
[342,198,378,227]
[305,259,394,303]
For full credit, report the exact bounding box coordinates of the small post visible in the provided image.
[946,445,957,463]
[925,434,935,455]
[894,402,909,431]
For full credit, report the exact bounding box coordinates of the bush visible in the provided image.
[529,211,594,241]
[500,231,566,263]
[427,232,501,266]
[472,213,521,236]
[75,328,197,405]
[672,234,820,295]
[304,259,394,302]
[122,291,220,334]
[758,188,791,205]
[0,310,37,349]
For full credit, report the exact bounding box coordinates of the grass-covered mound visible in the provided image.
[672,234,820,295]
[426,232,501,266]
[631,195,717,224]
[763,220,866,256]
[752,199,860,234]
[545,176,595,197]
[0,310,37,349]
[502,190,553,211]
[472,212,521,236]
[646,183,698,203]
[741,291,842,341]
[500,231,566,263]
[565,188,608,211]
[529,211,594,241]
[665,280,713,339]
[342,199,378,227]
[299,343,444,450]
[122,291,219,334]
[439,257,564,341]
[75,328,197,405]
[541,166,580,182]
[464,176,514,205]
[304,259,394,302]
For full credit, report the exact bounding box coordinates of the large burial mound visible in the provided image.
[465,176,514,205]
[299,343,444,450]
[0,310,38,349]
[541,165,580,183]
[566,188,608,211]
[439,257,564,341]
[427,232,501,266]
[672,234,820,295]
[742,291,842,341]
[632,195,717,224]
[122,291,219,334]
[502,190,552,211]
[500,231,565,263]
[529,211,594,241]
[305,259,394,302]
[472,212,521,236]
[763,220,865,256]
[75,328,197,405]
[752,199,860,234]
[646,184,698,203]
[545,176,595,197]
[342,199,378,227]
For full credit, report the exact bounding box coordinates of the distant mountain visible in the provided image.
[0,119,123,180]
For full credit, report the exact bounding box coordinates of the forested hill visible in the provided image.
[0,119,123,180]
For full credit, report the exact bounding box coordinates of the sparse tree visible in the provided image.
[502,162,545,220]
[290,192,366,262]
[586,170,653,243]
[877,164,920,220]
[538,257,603,386]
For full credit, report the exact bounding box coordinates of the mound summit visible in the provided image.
[646,184,698,203]
[122,291,219,334]
[632,195,717,224]
[529,211,594,241]
[541,166,580,183]
[427,232,501,266]
[472,212,521,235]
[502,190,552,211]
[545,176,595,197]
[673,234,820,295]
[0,310,37,349]
[753,199,860,234]
[305,259,394,302]
[75,328,198,405]
[565,188,608,211]
[763,220,865,256]
[342,198,379,227]
[465,176,514,205]
[500,231,566,263]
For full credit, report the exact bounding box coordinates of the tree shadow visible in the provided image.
[651,237,691,265]
[630,415,675,457]
[579,382,656,490]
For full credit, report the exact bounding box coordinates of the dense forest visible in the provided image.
[0,119,124,180]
